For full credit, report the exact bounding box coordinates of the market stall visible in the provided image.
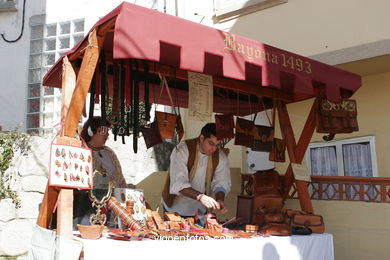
[38,1,361,258]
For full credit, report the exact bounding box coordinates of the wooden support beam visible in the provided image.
[277,100,314,213]
[64,28,102,137]
[36,185,60,228]
[282,99,318,199]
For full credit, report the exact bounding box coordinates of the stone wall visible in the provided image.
[0,135,160,259]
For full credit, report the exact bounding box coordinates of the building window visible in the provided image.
[213,0,288,23]
[27,19,84,135]
[306,136,378,200]
[306,136,378,178]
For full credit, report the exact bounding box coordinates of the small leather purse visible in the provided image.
[234,117,257,147]
[269,138,286,162]
[155,74,177,139]
[140,121,163,149]
[252,100,274,152]
[291,213,325,234]
[215,113,235,140]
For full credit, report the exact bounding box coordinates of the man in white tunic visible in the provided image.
[162,123,231,217]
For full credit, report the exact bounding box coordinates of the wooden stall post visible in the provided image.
[277,100,315,213]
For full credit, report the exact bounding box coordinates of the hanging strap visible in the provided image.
[133,60,140,153]
[157,72,176,112]
[120,59,126,144]
[100,51,107,124]
[94,60,100,104]
[88,74,96,120]
[112,60,120,142]
[143,61,151,122]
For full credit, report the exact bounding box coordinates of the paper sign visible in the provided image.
[291,163,311,182]
[188,71,213,122]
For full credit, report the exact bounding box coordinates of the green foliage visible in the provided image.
[0,129,31,208]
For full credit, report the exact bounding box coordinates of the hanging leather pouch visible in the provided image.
[215,114,235,140]
[253,101,275,152]
[141,121,163,149]
[316,98,358,133]
[155,74,177,139]
[234,117,257,148]
[269,138,286,162]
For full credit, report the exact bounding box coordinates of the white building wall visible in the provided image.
[0,0,46,131]
[0,0,175,132]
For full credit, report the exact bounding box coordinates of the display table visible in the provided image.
[79,233,334,260]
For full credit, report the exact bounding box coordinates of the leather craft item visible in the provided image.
[107,197,143,231]
[155,74,177,139]
[234,117,258,148]
[260,223,292,236]
[252,125,274,152]
[133,60,140,153]
[176,115,184,141]
[143,61,151,122]
[94,59,100,104]
[252,169,283,198]
[316,98,358,133]
[269,138,286,162]
[264,212,285,224]
[215,114,235,140]
[112,60,120,142]
[119,60,126,144]
[99,51,107,123]
[140,121,163,149]
[252,101,275,152]
[291,213,325,234]
[88,74,96,120]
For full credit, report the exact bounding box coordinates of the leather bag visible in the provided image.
[234,117,257,147]
[291,213,325,234]
[316,98,358,133]
[269,138,286,162]
[252,101,275,152]
[155,74,177,139]
[252,125,274,152]
[260,223,292,236]
[141,121,163,149]
[264,212,285,224]
[252,169,282,197]
[215,114,235,140]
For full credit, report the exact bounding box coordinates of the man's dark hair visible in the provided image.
[200,123,216,139]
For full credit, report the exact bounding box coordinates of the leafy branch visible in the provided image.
[0,129,31,208]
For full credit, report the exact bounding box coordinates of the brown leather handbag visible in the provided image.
[264,212,285,224]
[155,74,177,139]
[269,138,286,162]
[215,114,235,140]
[252,169,282,197]
[291,214,325,234]
[141,121,163,149]
[252,125,274,152]
[234,117,258,147]
[316,98,358,134]
[252,104,274,152]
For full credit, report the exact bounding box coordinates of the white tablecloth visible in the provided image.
[80,233,334,260]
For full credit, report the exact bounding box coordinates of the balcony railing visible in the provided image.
[288,176,390,203]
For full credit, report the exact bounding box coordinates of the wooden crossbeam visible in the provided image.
[277,99,316,213]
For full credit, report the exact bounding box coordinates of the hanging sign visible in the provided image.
[48,137,94,189]
[188,71,213,122]
[291,162,311,182]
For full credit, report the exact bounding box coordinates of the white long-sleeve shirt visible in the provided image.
[163,141,231,216]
